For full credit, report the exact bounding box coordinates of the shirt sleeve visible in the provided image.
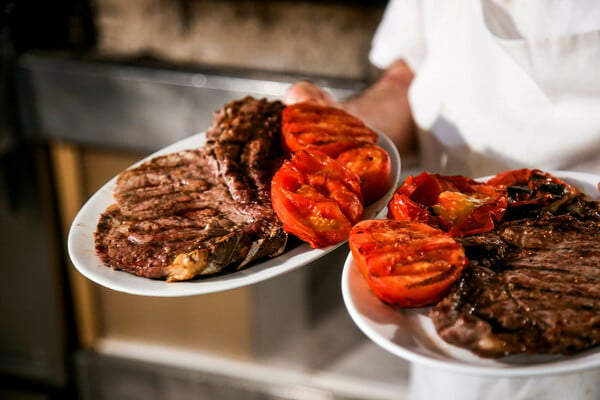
[368,0,427,71]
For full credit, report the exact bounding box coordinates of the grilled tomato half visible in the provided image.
[281,102,378,158]
[388,172,507,236]
[335,143,392,205]
[349,219,467,307]
[271,149,363,248]
[487,168,579,219]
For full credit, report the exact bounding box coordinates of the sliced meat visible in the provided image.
[95,97,288,281]
[431,213,600,358]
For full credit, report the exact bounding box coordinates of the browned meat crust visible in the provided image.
[431,208,600,358]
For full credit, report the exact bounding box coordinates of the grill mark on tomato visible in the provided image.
[408,265,458,288]
[384,260,458,276]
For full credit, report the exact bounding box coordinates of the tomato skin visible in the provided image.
[387,172,507,236]
[281,102,378,158]
[271,150,364,248]
[349,219,467,307]
[387,187,432,223]
[336,144,393,205]
[487,168,577,207]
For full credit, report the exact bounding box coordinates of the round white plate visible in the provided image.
[68,131,401,297]
[341,170,600,377]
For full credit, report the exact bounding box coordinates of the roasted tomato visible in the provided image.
[387,172,507,236]
[281,102,378,158]
[336,144,392,205]
[271,149,364,248]
[349,219,467,307]
[487,169,578,216]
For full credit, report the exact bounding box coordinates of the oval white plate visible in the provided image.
[68,131,401,297]
[341,170,600,377]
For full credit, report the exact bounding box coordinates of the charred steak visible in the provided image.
[430,202,600,358]
[205,95,285,205]
[95,97,288,281]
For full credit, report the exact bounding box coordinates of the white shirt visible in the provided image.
[370,0,600,176]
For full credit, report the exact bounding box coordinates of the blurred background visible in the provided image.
[0,1,411,399]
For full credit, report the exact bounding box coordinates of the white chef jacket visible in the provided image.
[370,0,600,177]
[369,1,600,399]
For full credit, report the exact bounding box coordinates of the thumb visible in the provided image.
[283,81,338,106]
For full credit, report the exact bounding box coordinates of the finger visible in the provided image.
[283,81,338,106]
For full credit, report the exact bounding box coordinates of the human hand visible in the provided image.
[283,81,339,107]
[343,60,418,164]
[283,61,418,165]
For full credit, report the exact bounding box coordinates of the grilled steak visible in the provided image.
[205,96,285,205]
[430,203,600,358]
[95,97,288,281]
[113,149,216,220]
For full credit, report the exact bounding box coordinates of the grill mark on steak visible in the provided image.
[114,149,218,220]
[205,96,285,205]
[95,97,288,281]
[431,212,600,358]
[95,204,247,279]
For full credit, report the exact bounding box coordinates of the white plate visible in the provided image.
[341,170,600,377]
[68,131,401,297]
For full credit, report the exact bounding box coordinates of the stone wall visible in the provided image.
[94,0,385,79]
